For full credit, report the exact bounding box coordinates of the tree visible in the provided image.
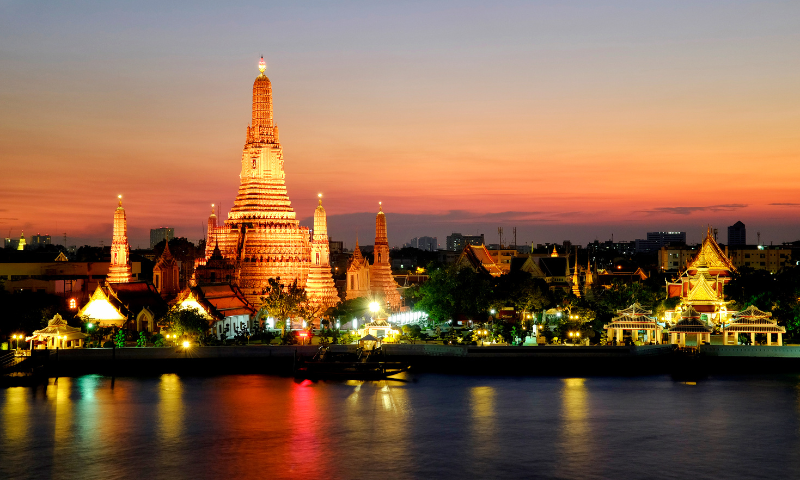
[409,266,493,324]
[260,277,309,336]
[161,306,210,338]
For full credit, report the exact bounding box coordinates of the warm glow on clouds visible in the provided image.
[1,1,798,248]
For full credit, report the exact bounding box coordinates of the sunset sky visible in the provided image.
[1,0,799,249]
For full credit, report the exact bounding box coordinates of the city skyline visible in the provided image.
[2,1,799,248]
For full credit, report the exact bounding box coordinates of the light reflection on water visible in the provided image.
[3,374,800,479]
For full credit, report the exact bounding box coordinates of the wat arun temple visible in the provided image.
[198,58,399,312]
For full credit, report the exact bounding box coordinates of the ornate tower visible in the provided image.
[206,57,310,303]
[369,203,401,310]
[305,194,340,313]
[205,204,217,258]
[108,195,132,283]
[571,247,581,298]
[346,238,371,300]
[153,240,179,298]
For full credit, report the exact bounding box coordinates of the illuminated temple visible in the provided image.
[202,58,337,310]
[346,203,402,311]
[107,195,132,283]
[665,228,735,327]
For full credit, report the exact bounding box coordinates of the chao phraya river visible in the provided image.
[2,373,800,479]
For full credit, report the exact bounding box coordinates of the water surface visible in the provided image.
[2,373,799,479]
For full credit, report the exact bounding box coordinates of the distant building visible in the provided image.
[728,221,746,246]
[446,233,485,251]
[417,236,437,251]
[150,227,175,249]
[329,240,344,255]
[635,232,686,253]
[658,243,791,273]
[30,234,51,248]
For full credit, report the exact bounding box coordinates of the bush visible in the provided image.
[114,330,126,348]
[102,340,114,348]
[340,333,358,344]
[154,338,166,347]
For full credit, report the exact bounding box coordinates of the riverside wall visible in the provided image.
[20,344,800,378]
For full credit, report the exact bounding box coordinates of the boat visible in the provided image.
[293,346,409,380]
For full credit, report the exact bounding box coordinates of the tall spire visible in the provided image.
[306,193,339,311]
[374,202,388,264]
[250,56,274,139]
[369,202,401,310]
[108,195,132,283]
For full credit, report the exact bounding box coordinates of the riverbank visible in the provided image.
[7,343,800,379]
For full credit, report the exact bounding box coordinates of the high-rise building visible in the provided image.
[446,233,485,251]
[635,232,686,253]
[150,227,175,249]
[30,234,51,248]
[417,236,437,252]
[108,196,132,283]
[728,221,746,246]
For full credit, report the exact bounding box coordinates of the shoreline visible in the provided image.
[6,344,800,380]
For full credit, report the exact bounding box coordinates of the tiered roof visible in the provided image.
[604,303,658,330]
[456,244,503,277]
[616,303,652,317]
[176,284,255,320]
[687,228,736,273]
[29,314,88,342]
[668,306,713,333]
[727,305,785,333]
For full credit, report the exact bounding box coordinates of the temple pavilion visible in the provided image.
[668,305,713,347]
[665,228,735,327]
[604,303,661,344]
[724,305,786,346]
[28,314,87,349]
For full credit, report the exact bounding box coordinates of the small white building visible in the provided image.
[174,284,256,341]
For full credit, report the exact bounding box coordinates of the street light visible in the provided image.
[369,301,380,314]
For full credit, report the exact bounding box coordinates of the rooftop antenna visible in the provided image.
[497,227,503,248]
[757,232,761,245]
[513,227,517,249]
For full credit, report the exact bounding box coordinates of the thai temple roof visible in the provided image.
[364,319,392,328]
[727,305,785,333]
[669,317,713,333]
[29,314,87,341]
[686,227,736,272]
[78,282,167,322]
[457,244,503,276]
[155,241,177,269]
[669,305,712,332]
[616,303,652,317]
[604,314,658,330]
[733,305,772,319]
[177,284,255,320]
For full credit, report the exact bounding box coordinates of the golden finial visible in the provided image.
[318,193,323,206]
[378,201,383,212]
[258,56,266,74]
[211,203,215,215]
[118,194,122,206]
